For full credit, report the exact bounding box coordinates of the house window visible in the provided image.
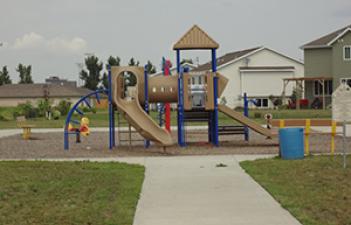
[341,78,351,88]
[313,80,333,96]
[255,98,269,108]
[344,46,351,60]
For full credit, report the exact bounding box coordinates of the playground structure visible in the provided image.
[64,25,273,150]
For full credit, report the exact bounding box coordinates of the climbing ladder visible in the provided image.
[116,110,144,148]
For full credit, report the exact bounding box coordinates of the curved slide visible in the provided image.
[218,104,272,138]
[112,67,173,146]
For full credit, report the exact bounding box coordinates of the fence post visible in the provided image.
[342,120,347,169]
[331,120,336,155]
[305,119,310,155]
[279,119,285,128]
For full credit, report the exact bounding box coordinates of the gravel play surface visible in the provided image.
[0,129,349,159]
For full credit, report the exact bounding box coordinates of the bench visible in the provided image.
[218,125,246,135]
[16,116,35,140]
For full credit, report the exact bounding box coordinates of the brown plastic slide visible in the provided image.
[111,67,173,146]
[218,104,272,138]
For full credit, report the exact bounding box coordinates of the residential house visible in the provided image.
[301,24,351,108]
[0,79,92,107]
[193,47,304,109]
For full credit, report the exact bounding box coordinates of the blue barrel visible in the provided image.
[279,128,304,160]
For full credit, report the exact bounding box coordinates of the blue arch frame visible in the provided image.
[63,89,110,150]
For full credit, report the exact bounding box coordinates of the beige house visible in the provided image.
[193,47,304,109]
[0,83,92,107]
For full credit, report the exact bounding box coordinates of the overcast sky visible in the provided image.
[0,0,350,83]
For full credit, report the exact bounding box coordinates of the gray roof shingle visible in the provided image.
[302,24,351,49]
[192,47,261,72]
[0,83,91,98]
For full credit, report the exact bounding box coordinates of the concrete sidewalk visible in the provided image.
[133,155,301,225]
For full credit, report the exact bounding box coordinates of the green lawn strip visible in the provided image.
[240,156,351,225]
[0,161,145,225]
[0,109,331,129]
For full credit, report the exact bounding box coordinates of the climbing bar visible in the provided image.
[95,92,101,104]
[75,108,84,115]
[83,98,92,109]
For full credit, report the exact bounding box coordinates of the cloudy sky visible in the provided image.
[0,0,350,83]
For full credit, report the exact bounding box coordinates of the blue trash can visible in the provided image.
[279,128,304,160]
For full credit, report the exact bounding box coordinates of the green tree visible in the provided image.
[102,56,121,89]
[0,66,12,85]
[145,60,156,74]
[17,64,33,84]
[126,57,140,86]
[79,55,103,90]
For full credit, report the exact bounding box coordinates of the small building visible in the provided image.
[301,24,351,108]
[0,82,91,107]
[45,76,77,88]
[193,47,304,109]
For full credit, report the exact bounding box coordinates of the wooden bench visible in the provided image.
[218,125,246,135]
[16,116,35,140]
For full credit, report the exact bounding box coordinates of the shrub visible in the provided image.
[16,102,38,118]
[57,100,71,116]
[37,99,51,117]
[52,110,61,120]
[81,106,90,113]
[0,110,14,121]
[254,112,262,118]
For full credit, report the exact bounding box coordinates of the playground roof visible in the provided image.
[302,24,351,49]
[0,83,92,98]
[173,25,219,50]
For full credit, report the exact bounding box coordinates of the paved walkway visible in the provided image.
[133,155,301,225]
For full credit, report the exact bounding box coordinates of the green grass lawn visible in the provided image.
[0,108,331,129]
[240,156,351,225]
[0,161,145,225]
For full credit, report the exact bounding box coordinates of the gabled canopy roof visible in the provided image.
[173,25,219,50]
[302,24,351,49]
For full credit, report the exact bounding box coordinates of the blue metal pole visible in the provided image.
[144,65,150,148]
[176,50,181,73]
[211,49,219,146]
[177,66,185,147]
[64,130,69,150]
[108,66,113,150]
[243,93,249,141]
